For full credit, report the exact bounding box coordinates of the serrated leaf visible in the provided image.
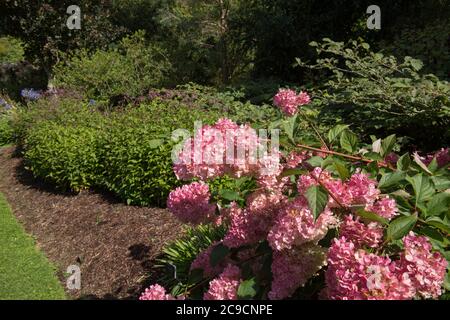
[380,134,396,157]
[387,215,418,241]
[425,217,450,235]
[427,193,450,217]
[355,209,388,225]
[327,124,348,143]
[281,168,307,177]
[406,174,435,206]
[283,114,298,143]
[334,161,350,180]
[340,130,358,153]
[306,156,323,167]
[305,185,329,221]
[237,278,258,299]
[378,171,406,190]
[397,153,411,171]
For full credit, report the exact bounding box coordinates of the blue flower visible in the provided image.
[0,98,12,110]
[20,88,41,101]
[88,99,96,105]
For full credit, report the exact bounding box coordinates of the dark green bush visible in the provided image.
[52,31,172,102]
[148,83,279,129]
[23,122,104,192]
[297,39,450,151]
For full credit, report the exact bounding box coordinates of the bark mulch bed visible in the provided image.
[0,146,183,299]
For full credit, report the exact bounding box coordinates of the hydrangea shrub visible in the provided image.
[143,89,450,300]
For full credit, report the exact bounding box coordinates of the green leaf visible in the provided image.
[305,185,329,221]
[327,124,348,143]
[148,139,164,149]
[219,189,241,201]
[355,209,388,225]
[306,156,323,167]
[283,114,298,143]
[340,130,358,153]
[210,243,230,267]
[380,134,396,157]
[427,193,450,217]
[397,153,411,171]
[281,168,307,177]
[406,174,435,206]
[237,278,258,299]
[387,215,418,241]
[378,172,406,190]
[427,158,439,173]
[431,176,450,192]
[334,161,350,180]
[425,217,450,235]
[410,58,424,72]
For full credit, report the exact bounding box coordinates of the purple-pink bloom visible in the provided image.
[167,182,216,224]
[204,264,241,300]
[273,89,310,116]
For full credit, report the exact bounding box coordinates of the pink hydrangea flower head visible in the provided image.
[397,232,448,299]
[345,172,380,205]
[339,215,383,248]
[273,89,310,116]
[365,196,398,220]
[285,150,309,169]
[139,284,175,300]
[269,243,327,300]
[223,204,274,248]
[325,237,415,300]
[167,182,216,224]
[268,197,337,251]
[204,264,241,300]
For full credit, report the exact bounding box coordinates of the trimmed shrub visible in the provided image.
[101,101,223,206]
[23,122,104,192]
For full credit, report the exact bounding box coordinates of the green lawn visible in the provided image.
[0,192,66,299]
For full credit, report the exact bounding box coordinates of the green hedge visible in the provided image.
[24,122,104,192]
[20,98,223,205]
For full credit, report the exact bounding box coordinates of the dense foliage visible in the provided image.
[146,90,450,300]
[297,39,450,151]
[53,32,172,102]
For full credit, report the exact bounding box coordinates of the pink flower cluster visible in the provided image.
[285,150,310,168]
[397,233,448,299]
[273,89,311,116]
[267,197,337,251]
[173,118,280,181]
[325,234,447,300]
[223,191,286,248]
[204,264,242,300]
[269,243,327,300]
[139,284,176,300]
[339,215,383,248]
[167,182,216,224]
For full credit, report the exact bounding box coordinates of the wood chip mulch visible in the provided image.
[0,146,184,299]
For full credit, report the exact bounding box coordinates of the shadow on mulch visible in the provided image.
[0,146,184,300]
